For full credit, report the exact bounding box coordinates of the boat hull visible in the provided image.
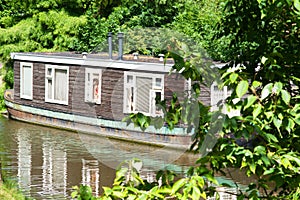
[4,90,193,150]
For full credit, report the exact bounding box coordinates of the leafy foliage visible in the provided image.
[80,0,300,199]
[169,0,231,61]
[0,10,86,60]
[72,159,215,200]
[1,0,299,199]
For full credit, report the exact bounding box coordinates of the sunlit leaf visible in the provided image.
[281,90,291,105]
[230,73,238,83]
[253,104,262,119]
[171,178,186,195]
[244,95,257,110]
[261,83,273,100]
[236,80,248,98]
[273,117,282,132]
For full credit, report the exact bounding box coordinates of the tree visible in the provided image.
[74,0,185,52]
[73,0,300,199]
[169,0,231,61]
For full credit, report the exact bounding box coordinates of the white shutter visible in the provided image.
[20,63,33,99]
[23,66,32,97]
[136,76,152,113]
[85,72,92,102]
[150,90,155,115]
[211,83,225,111]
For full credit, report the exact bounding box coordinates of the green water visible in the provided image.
[0,116,197,199]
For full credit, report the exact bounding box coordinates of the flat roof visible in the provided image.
[11,52,174,73]
[11,52,226,73]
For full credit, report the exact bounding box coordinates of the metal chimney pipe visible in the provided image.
[108,32,113,59]
[117,32,124,60]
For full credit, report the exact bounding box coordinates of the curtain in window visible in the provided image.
[136,77,152,113]
[54,69,67,101]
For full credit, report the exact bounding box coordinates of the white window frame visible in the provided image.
[20,62,33,100]
[85,68,102,104]
[45,65,69,105]
[123,72,164,116]
[210,82,240,117]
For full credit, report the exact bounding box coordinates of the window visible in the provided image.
[20,62,33,100]
[210,82,240,117]
[45,65,69,105]
[124,72,164,116]
[85,68,102,104]
[210,83,227,111]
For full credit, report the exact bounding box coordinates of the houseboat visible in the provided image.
[4,35,228,149]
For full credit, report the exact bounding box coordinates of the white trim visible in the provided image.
[10,53,173,73]
[85,68,102,104]
[20,62,33,100]
[45,65,69,105]
[123,71,164,116]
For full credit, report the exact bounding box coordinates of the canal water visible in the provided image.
[0,116,200,199]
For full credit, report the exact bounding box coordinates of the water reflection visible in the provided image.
[0,116,197,199]
[41,137,67,197]
[17,129,31,194]
[82,159,100,196]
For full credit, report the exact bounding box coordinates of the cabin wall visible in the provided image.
[13,60,212,122]
[99,69,125,120]
[199,84,211,106]
[164,73,186,102]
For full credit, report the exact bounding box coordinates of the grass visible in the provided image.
[0,183,28,200]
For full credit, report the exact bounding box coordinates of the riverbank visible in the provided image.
[0,183,27,200]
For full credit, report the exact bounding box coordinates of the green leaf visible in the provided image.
[249,162,256,174]
[253,104,262,119]
[295,0,300,11]
[273,117,282,131]
[171,178,186,194]
[236,80,249,98]
[230,73,238,83]
[286,118,295,133]
[238,194,245,200]
[204,173,218,185]
[261,83,273,100]
[103,187,113,196]
[265,133,278,143]
[263,168,275,175]
[281,90,291,105]
[273,82,283,94]
[244,95,257,110]
[252,80,262,88]
[254,145,266,154]
[280,157,292,169]
[192,185,201,200]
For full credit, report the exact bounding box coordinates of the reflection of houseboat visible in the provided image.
[4,37,228,149]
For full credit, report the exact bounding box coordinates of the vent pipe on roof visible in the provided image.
[117,32,124,60]
[108,32,113,60]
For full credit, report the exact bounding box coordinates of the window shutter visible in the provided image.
[85,72,92,102]
[210,83,225,111]
[22,65,32,97]
[136,76,152,113]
